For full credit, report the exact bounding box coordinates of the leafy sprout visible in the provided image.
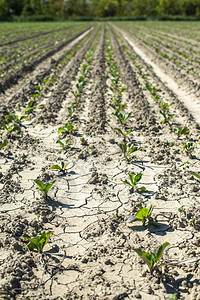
[192,172,200,181]
[128,204,154,226]
[117,142,145,160]
[56,138,71,150]
[172,126,189,138]
[50,162,69,172]
[113,111,132,125]
[0,123,21,135]
[123,173,147,192]
[112,127,134,139]
[133,242,170,275]
[34,179,56,199]
[5,114,27,123]
[159,102,174,124]
[181,141,197,157]
[23,230,53,252]
[58,121,76,135]
[0,139,7,150]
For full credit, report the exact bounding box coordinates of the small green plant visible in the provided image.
[129,204,154,225]
[169,293,178,300]
[110,102,127,113]
[34,179,56,199]
[56,138,71,150]
[112,127,134,139]
[181,141,197,157]
[23,100,36,114]
[172,126,189,138]
[0,139,7,150]
[159,103,174,124]
[58,121,76,135]
[117,142,145,160]
[169,141,175,147]
[23,230,53,252]
[133,242,170,275]
[145,83,162,101]
[113,111,132,125]
[0,123,21,134]
[80,137,89,146]
[50,162,69,172]
[192,172,200,181]
[5,114,27,123]
[123,173,146,191]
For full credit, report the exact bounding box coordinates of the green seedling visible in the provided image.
[172,126,189,138]
[81,63,89,76]
[145,83,162,101]
[0,139,7,150]
[33,84,43,99]
[68,106,77,117]
[117,142,144,160]
[56,139,71,150]
[58,121,76,135]
[50,162,69,172]
[23,230,53,252]
[110,102,127,113]
[5,114,27,123]
[192,172,200,181]
[123,173,146,191]
[159,102,174,124]
[34,179,56,199]
[71,90,81,98]
[23,100,36,114]
[169,293,178,300]
[113,111,132,125]
[160,110,174,124]
[80,137,89,146]
[181,141,197,157]
[0,123,21,134]
[133,242,170,275]
[129,204,154,225]
[169,141,175,147]
[113,127,134,139]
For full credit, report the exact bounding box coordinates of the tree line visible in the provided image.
[0,0,200,19]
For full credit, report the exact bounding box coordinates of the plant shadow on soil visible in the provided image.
[128,222,173,236]
[46,196,75,210]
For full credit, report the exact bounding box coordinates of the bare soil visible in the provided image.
[0,24,199,300]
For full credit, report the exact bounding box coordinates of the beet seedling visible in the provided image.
[0,123,21,135]
[110,102,127,113]
[159,102,174,124]
[50,162,69,173]
[34,179,56,199]
[113,127,134,139]
[68,106,77,117]
[56,139,71,150]
[80,137,89,146]
[23,230,53,252]
[181,141,196,157]
[58,121,76,135]
[0,139,7,150]
[133,242,170,275]
[5,114,27,123]
[123,173,147,192]
[23,100,36,114]
[114,111,132,125]
[172,126,189,138]
[117,142,144,160]
[129,204,154,225]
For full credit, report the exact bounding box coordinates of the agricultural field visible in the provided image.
[0,21,199,300]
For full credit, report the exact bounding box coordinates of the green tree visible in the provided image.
[0,0,9,17]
